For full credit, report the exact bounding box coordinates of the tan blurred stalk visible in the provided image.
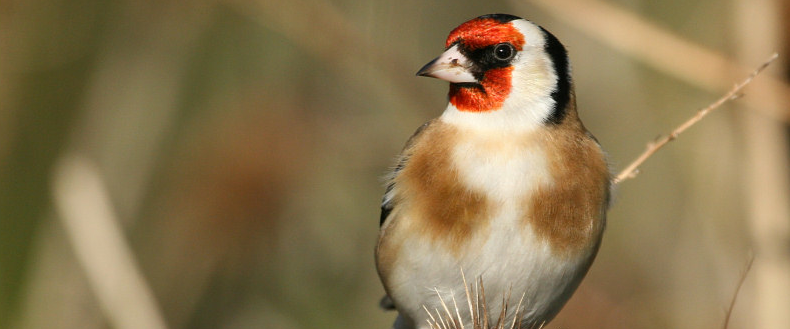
[733,1,790,329]
[53,155,168,329]
[515,0,790,122]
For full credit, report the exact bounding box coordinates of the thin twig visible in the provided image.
[723,254,755,329]
[613,53,778,184]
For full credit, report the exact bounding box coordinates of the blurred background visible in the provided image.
[1,0,789,328]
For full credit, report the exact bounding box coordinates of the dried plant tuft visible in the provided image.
[423,271,545,329]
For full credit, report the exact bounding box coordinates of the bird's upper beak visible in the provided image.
[416,44,477,83]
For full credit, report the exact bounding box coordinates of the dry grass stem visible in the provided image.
[723,255,755,329]
[613,53,778,184]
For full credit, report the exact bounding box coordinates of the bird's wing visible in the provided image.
[379,119,436,227]
[377,119,437,313]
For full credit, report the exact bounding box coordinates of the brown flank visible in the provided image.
[526,102,610,257]
[396,122,491,255]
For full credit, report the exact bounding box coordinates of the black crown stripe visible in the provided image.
[477,13,522,23]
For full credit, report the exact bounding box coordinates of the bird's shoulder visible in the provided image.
[379,119,444,227]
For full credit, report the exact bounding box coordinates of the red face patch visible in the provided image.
[449,67,513,112]
[445,18,525,51]
[445,18,525,112]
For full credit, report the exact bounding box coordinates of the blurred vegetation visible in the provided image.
[0,0,787,329]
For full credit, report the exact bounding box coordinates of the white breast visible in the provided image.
[390,128,590,328]
[451,130,551,202]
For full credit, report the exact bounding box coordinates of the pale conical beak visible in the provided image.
[416,44,477,83]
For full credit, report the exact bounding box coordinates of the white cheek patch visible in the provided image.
[505,49,557,120]
[511,20,547,49]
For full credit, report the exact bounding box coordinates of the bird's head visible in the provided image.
[418,14,573,130]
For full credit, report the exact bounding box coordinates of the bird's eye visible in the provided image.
[493,43,515,61]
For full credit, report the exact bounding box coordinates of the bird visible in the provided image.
[375,14,611,329]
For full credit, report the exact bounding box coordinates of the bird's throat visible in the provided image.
[449,67,513,112]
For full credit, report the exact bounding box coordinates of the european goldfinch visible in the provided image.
[375,14,611,329]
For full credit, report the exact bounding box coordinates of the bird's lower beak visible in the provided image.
[416,44,477,83]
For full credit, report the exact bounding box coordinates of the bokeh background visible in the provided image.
[1,0,789,328]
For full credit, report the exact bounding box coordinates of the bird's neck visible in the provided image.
[441,86,578,134]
